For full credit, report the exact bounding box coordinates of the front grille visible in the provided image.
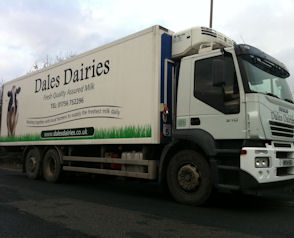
[269,121,294,138]
[273,142,291,148]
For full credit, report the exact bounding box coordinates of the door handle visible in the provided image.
[191,117,200,125]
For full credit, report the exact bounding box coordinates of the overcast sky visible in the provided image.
[1,0,294,89]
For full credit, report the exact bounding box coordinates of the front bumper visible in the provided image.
[239,170,294,193]
[240,142,294,185]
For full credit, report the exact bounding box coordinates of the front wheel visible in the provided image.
[166,150,212,206]
[42,148,62,182]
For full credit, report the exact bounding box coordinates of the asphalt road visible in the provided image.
[0,167,294,238]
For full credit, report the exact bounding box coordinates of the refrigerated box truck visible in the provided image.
[1,25,294,205]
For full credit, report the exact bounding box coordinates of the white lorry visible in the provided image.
[1,25,294,205]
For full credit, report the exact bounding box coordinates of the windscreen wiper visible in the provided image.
[266,92,279,99]
[284,98,294,104]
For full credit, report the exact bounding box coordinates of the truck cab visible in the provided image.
[167,27,294,200]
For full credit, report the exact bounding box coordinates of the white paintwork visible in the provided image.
[246,93,294,142]
[178,47,247,139]
[241,143,294,183]
[0,26,170,145]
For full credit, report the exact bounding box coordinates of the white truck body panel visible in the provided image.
[0,26,169,146]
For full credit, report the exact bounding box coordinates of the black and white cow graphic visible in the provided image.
[7,86,21,136]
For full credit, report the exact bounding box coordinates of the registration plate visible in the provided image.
[280,159,294,167]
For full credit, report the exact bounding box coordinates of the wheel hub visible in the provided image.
[28,157,37,171]
[177,164,200,191]
[48,157,56,174]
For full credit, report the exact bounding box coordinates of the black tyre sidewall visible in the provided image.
[25,148,41,180]
[42,149,61,182]
[167,150,212,206]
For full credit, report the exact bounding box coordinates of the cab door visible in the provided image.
[189,49,246,139]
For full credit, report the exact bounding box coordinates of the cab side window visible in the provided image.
[194,54,240,114]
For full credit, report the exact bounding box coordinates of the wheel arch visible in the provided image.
[159,129,216,184]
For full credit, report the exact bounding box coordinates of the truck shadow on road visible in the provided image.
[2,168,294,238]
[58,172,294,212]
[3,167,294,213]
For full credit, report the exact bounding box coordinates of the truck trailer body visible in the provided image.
[1,25,294,205]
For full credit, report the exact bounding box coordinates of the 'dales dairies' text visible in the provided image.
[34,59,110,93]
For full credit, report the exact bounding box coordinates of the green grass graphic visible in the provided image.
[0,125,152,142]
[94,125,152,139]
[0,134,41,142]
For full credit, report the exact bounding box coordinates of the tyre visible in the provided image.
[167,150,212,206]
[42,148,62,182]
[25,147,41,180]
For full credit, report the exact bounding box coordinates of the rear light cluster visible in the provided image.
[241,149,247,155]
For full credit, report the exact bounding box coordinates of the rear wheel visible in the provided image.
[42,148,62,182]
[167,150,212,206]
[25,147,41,179]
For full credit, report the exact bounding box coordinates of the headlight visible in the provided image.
[255,157,270,168]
